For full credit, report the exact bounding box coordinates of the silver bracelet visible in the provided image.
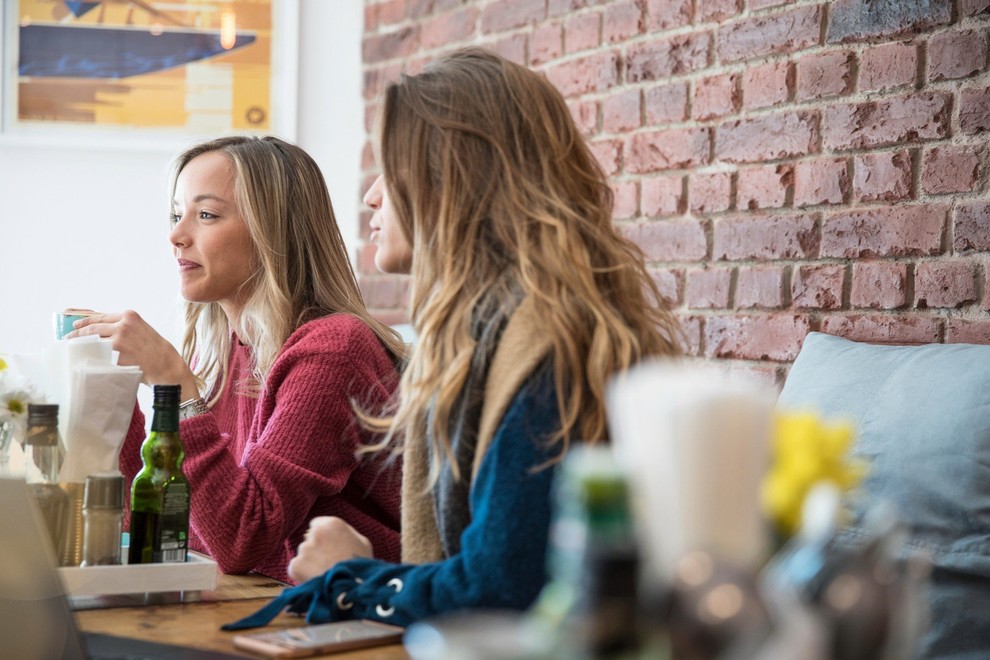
[178,397,209,421]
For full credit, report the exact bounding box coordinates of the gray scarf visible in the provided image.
[430,279,523,557]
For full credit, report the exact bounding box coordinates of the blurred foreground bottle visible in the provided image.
[128,384,190,564]
[531,445,642,659]
[24,403,70,565]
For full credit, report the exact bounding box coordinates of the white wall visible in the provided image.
[0,2,363,368]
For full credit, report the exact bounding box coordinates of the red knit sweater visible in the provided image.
[120,314,402,584]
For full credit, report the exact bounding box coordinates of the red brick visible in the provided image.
[922,146,981,195]
[363,27,419,63]
[357,242,379,275]
[612,181,639,220]
[481,0,544,33]
[821,205,946,258]
[641,176,685,217]
[693,73,739,121]
[678,315,704,356]
[649,267,683,307]
[946,319,990,344]
[487,33,528,65]
[360,275,411,308]
[627,33,711,82]
[928,30,987,82]
[646,0,692,31]
[827,0,951,44]
[644,82,689,125]
[820,316,940,344]
[545,51,620,96]
[736,266,787,309]
[620,220,708,261]
[689,172,733,215]
[823,93,950,151]
[792,264,846,310]
[955,203,990,252]
[850,262,909,309]
[737,164,792,210]
[797,51,855,101]
[364,4,379,32]
[794,158,849,207]
[568,99,598,135]
[378,0,407,25]
[963,0,990,15]
[361,141,375,171]
[564,12,600,53]
[603,0,643,43]
[915,261,979,308]
[859,41,918,92]
[713,214,818,260]
[742,60,793,111]
[686,268,733,308]
[717,111,818,164]
[960,86,990,135]
[705,315,811,361]
[627,128,711,173]
[421,7,478,51]
[718,5,822,63]
[602,89,641,133]
[531,22,563,66]
[589,139,621,175]
[698,0,742,22]
[853,150,912,202]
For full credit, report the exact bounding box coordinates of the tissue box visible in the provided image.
[58,550,218,597]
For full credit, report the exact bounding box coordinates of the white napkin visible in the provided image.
[606,361,775,583]
[55,336,142,482]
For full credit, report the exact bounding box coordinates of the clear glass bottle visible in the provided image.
[24,403,70,564]
[81,472,125,566]
[128,384,190,564]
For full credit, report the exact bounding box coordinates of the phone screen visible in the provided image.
[233,620,404,657]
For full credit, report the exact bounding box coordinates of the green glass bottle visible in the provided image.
[128,384,190,564]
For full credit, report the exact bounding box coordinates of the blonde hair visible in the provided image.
[376,48,681,477]
[172,135,407,402]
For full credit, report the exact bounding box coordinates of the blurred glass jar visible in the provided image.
[81,472,125,566]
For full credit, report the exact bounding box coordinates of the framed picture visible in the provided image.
[0,0,298,149]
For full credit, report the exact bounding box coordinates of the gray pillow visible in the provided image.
[777,332,990,658]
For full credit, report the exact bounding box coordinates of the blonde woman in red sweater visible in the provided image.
[69,136,406,583]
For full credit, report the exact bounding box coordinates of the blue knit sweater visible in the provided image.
[224,363,561,630]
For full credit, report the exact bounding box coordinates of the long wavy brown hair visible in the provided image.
[376,48,681,478]
[172,135,407,402]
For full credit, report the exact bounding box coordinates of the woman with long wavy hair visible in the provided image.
[70,136,406,583]
[229,47,682,629]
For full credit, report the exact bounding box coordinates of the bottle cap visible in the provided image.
[153,384,181,408]
[27,403,59,425]
[25,404,59,446]
[83,473,125,510]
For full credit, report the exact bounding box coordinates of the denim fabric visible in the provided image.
[777,332,990,658]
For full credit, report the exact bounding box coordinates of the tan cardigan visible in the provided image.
[400,297,553,563]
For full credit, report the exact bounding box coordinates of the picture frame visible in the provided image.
[0,0,298,151]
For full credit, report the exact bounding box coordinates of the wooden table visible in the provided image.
[73,573,409,659]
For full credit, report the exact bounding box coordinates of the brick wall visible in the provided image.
[358,0,990,384]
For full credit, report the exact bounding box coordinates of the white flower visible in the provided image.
[0,356,43,445]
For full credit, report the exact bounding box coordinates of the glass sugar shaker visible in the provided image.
[81,472,125,566]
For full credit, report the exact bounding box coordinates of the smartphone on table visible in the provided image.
[232,620,404,658]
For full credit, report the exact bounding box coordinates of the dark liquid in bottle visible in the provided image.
[128,509,160,565]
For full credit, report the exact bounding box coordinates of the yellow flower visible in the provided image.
[761,412,867,539]
[0,356,7,372]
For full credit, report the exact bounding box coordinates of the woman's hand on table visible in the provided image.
[288,516,373,583]
[68,309,199,401]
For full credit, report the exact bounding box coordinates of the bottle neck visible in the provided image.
[150,406,180,434]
